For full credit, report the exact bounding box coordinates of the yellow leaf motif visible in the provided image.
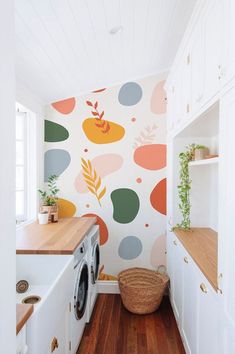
[81,158,106,206]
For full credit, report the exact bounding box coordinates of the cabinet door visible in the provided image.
[202,0,222,104]
[221,0,235,85]
[219,84,235,353]
[197,277,220,354]
[182,253,198,354]
[180,48,191,122]
[171,237,183,327]
[191,23,204,113]
[46,304,70,354]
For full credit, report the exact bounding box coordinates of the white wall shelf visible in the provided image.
[189,157,219,167]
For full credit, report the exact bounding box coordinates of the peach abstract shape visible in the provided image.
[75,153,123,193]
[150,233,167,268]
[150,178,167,215]
[134,144,166,170]
[51,97,76,114]
[151,80,167,115]
[82,213,109,246]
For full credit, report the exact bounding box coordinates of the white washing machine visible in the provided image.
[70,237,89,354]
[87,225,100,323]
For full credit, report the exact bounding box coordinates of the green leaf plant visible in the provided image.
[38,175,60,206]
[173,144,206,230]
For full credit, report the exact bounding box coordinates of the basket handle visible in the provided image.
[156,272,169,285]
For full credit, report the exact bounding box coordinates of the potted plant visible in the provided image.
[174,144,206,230]
[38,210,49,225]
[38,175,60,222]
[193,145,209,161]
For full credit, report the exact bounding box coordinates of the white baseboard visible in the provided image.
[97,280,120,294]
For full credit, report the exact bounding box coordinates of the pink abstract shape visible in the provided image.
[134,144,166,170]
[75,153,123,193]
[151,80,166,115]
[51,97,76,114]
[150,234,167,268]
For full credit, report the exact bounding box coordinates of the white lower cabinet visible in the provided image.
[182,252,197,354]
[168,234,221,354]
[197,276,219,354]
[171,236,183,327]
[46,305,70,354]
[16,326,28,354]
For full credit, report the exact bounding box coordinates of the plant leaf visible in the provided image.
[87,186,96,195]
[95,176,101,191]
[100,111,104,119]
[92,111,99,116]
[94,101,98,109]
[86,100,93,106]
[98,186,106,200]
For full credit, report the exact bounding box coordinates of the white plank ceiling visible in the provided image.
[15,0,196,103]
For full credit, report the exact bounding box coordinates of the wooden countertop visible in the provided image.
[174,227,218,291]
[16,304,33,335]
[16,217,96,254]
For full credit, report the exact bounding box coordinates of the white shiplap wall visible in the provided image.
[15,0,196,103]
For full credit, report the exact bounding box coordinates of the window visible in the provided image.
[16,103,37,224]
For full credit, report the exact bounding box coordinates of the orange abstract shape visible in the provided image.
[134,144,166,170]
[82,213,108,246]
[82,118,125,144]
[151,80,167,115]
[150,178,167,215]
[51,97,76,114]
[92,88,106,93]
[58,198,76,218]
[98,265,117,280]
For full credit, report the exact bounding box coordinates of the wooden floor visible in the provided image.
[77,294,185,354]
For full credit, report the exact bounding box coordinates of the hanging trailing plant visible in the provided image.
[174,144,206,230]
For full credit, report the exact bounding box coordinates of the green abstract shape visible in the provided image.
[111,188,140,223]
[44,120,69,142]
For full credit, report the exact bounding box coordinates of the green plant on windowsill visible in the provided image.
[38,175,60,206]
[173,144,206,231]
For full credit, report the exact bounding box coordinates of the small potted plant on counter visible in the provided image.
[38,175,60,222]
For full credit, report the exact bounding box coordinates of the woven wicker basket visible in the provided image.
[118,267,169,315]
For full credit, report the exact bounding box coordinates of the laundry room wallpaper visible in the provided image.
[44,73,167,279]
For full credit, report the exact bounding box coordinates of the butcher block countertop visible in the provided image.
[174,227,218,291]
[16,304,33,335]
[16,217,96,254]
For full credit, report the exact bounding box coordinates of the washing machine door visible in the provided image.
[74,260,88,320]
[91,242,100,284]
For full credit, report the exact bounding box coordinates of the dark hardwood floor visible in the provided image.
[77,294,185,354]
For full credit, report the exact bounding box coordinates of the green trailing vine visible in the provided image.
[174,144,206,230]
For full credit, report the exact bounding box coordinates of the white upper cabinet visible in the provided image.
[191,22,204,114]
[201,0,222,105]
[221,0,235,86]
[165,0,233,133]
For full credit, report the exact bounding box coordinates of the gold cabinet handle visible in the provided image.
[51,337,59,352]
[200,283,207,293]
[173,240,177,246]
[184,257,188,264]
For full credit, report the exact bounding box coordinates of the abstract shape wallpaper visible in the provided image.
[45,73,167,278]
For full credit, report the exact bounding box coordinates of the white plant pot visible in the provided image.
[38,212,49,225]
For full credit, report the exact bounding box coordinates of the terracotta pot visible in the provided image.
[194,147,209,161]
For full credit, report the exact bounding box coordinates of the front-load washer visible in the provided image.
[87,225,100,323]
[70,237,89,354]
